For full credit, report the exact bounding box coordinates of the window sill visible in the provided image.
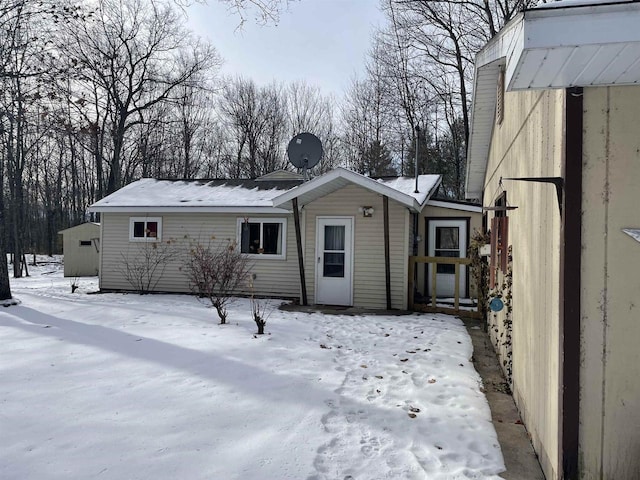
[129,238,161,243]
[241,253,286,261]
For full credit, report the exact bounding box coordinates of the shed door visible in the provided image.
[427,219,467,298]
[316,217,353,306]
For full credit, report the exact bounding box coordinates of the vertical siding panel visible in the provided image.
[483,88,564,479]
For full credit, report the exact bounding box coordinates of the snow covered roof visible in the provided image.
[272,167,441,212]
[90,169,442,214]
[465,0,640,200]
[58,222,101,234]
[89,178,303,214]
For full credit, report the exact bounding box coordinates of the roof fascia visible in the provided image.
[88,206,292,214]
[427,199,483,213]
[465,14,524,200]
[422,176,443,209]
[273,167,422,211]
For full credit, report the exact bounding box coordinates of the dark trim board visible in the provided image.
[560,86,583,479]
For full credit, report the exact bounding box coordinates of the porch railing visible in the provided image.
[408,256,482,319]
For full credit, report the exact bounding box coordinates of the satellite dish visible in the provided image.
[287,132,323,180]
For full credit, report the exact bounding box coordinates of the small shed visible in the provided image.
[58,223,100,277]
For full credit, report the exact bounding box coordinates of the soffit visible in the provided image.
[465,0,640,200]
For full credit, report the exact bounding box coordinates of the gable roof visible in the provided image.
[272,167,441,212]
[58,222,101,235]
[465,0,640,200]
[89,168,442,214]
[89,178,303,213]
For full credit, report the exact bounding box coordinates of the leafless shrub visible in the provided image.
[249,279,272,334]
[70,276,79,293]
[186,239,251,324]
[118,240,177,294]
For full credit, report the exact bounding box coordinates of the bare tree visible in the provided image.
[341,75,397,177]
[218,76,288,178]
[62,0,221,194]
[0,0,67,279]
[382,0,543,146]
[286,81,341,173]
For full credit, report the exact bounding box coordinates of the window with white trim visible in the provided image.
[237,218,286,259]
[129,217,162,242]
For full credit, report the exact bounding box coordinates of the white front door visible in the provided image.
[316,217,353,306]
[427,219,467,298]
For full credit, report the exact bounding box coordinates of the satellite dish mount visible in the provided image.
[287,132,323,181]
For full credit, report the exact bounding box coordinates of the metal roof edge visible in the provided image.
[466,16,525,200]
[88,206,291,214]
[427,199,483,213]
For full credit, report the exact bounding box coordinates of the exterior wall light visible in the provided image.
[358,206,374,217]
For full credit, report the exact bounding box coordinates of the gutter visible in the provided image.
[88,206,292,214]
[559,86,583,479]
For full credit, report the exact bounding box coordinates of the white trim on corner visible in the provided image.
[427,200,482,213]
[236,217,288,260]
[129,216,162,242]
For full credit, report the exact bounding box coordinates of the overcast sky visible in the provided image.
[186,0,386,99]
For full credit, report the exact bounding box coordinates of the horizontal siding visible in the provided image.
[304,184,408,309]
[100,213,301,297]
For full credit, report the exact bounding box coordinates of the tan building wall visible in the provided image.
[483,88,565,480]
[581,86,640,479]
[60,223,100,277]
[303,184,409,310]
[99,212,301,298]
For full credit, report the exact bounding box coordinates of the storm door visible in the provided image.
[427,219,467,298]
[315,217,353,306]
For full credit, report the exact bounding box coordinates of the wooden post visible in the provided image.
[431,261,437,307]
[454,262,460,310]
[292,197,307,306]
[408,257,415,310]
[383,196,391,310]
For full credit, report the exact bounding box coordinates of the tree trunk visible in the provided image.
[0,206,12,301]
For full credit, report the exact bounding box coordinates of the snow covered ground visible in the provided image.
[0,259,505,479]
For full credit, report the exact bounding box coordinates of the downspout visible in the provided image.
[292,197,308,306]
[383,196,392,310]
[560,86,583,479]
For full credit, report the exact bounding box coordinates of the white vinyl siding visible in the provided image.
[303,184,409,310]
[100,212,300,297]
